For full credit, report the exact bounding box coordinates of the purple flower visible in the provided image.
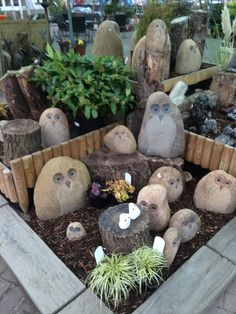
[91,182,101,196]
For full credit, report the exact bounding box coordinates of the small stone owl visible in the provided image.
[34,157,91,220]
[39,108,70,148]
[194,170,236,214]
[138,92,185,158]
[104,125,137,154]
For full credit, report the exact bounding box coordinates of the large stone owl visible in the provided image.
[39,108,70,148]
[138,91,185,158]
[194,170,236,214]
[34,157,91,220]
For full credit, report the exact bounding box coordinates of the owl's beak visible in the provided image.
[219,185,224,191]
[65,179,71,188]
[52,121,56,126]
[159,114,164,121]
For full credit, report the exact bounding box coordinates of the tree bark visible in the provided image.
[99,203,151,254]
[190,10,208,55]
[2,119,41,167]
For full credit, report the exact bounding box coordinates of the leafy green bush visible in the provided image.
[31,45,135,120]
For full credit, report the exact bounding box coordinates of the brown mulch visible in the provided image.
[27,165,236,314]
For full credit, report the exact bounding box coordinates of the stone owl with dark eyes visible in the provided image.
[194,170,236,214]
[34,157,91,220]
[138,91,185,158]
[39,108,70,148]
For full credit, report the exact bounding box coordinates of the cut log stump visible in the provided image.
[99,203,151,254]
[2,119,41,167]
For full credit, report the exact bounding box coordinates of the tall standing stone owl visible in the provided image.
[138,91,185,158]
[34,157,91,220]
[39,108,70,148]
[194,170,236,214]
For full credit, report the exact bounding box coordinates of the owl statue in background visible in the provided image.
[39,108,70,148]
[194,170,236,214]
[138,91,185,158]
[34,157,91,220]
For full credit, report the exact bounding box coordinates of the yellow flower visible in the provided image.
[77,39,84,46]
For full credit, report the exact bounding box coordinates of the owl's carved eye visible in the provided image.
[162,103,171,114]
[149,204,158,210]
[150,103,160,115]
[216,177,222,183]
[169,179,175,186]
[139,200,148,207]
[177,177,181,182]
[47,114,52,119]
[226,180,231,186]
[55,114,60,120]
[53,173,65,185]
[190,45,194,50]
[68,168,77,179]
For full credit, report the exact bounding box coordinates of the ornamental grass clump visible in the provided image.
[128,246,167,294]
[87,254,135,308]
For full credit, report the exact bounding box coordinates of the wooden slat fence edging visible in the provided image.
[52,144,62,157]
[22,155,36,188]
[200,138,215,169]
[2,168,18,203]
[0,162,7,196]
[42,147,53,164]
[10,158,29,213]
[185,132,198,162]
[85,132,95,154]
[93,129,101,151]
[69,138,80,160]
[219,145,234,173]
[228,149,236,177]
[78,136,87,159]
[61,141,71,157]
[32,151,44,178]
[193,135,206,166]
[209,142,224,171]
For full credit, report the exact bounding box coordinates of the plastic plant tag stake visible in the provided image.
[125,172,132,185]
[94,246,105,265]
[153,236,165,254]
[129,203,141,220]
[119,213,131,229]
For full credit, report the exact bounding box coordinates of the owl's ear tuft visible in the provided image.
[183,171,192,183]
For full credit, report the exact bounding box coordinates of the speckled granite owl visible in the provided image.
[138,91,185,158]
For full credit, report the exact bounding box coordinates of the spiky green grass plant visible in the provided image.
[87,254,135,308]
[128,246,167,294]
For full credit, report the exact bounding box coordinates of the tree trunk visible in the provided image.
[16,66,48,121]
[1,71,33,119]
[99,203,151,254]
[2,119,41,167]
[190,10,208,55]
[170,16,190,71]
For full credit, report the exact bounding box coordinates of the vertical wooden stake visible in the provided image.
[78,136,87,158]
[185,132,198,162]
[193,135,206,165]
[52,144,62,157]
[209,142,224,171]
[228,149,236,176]
[10,158,29,212]
[201,138,215,169]
[93,130,101,151]
[32,151,44,178]
[61,142,71,157]
[22,155,36,188]
[85,132,94,154]
[219,145,234,172]
[42,147,53,164]
[69,138,80,160]
[3,169,18,203]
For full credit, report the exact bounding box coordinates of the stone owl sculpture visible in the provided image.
[138,91,185,158]
[194,170,236,214]
[137,184,170,232]
[175,39,201,75]
[34,157,91,220]
[39,108,70,148]
[149,166,192,202]
[103,125,137,154]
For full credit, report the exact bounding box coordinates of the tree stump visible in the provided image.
[82,148,151,191]
[2,119,41,167]
[99,203,151,254]
[190,10,208,56]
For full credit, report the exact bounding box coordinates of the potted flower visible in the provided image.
[0,9,7,20]
[74,39,86,56]
[31,44,135,135]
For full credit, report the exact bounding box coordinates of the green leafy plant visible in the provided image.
[31,44,135,120]
[128,246,167,294]
[87,254,135,308]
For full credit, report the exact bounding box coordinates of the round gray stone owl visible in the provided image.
[138,91,185,158]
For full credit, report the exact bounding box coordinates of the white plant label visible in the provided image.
[119,213,131,229]
[128,203,141,220]
[125,172,132,185]
[153,236,165,254]
[94,246,105,265]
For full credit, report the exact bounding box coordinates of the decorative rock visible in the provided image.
[34,156,91,220]
[227,108,236,121]
[148,166,192,203]
[138,91,185,158]
[194,170,236,214]
[103,125,137,154]
[215,134,235,146]
[175,39,201,75]
[163,227,181,267]
[137,184,170,232]
[169,81,188,107]
[200,118,218,136]
[92,20,123,58]
[169,209,201,243]
[66,222,87,241]
[39,108,70,148]
[131,35,146,80]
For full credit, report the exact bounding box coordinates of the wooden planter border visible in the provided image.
[0,124,235,212]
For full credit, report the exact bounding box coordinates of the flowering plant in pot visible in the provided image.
[31,44,135,134]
